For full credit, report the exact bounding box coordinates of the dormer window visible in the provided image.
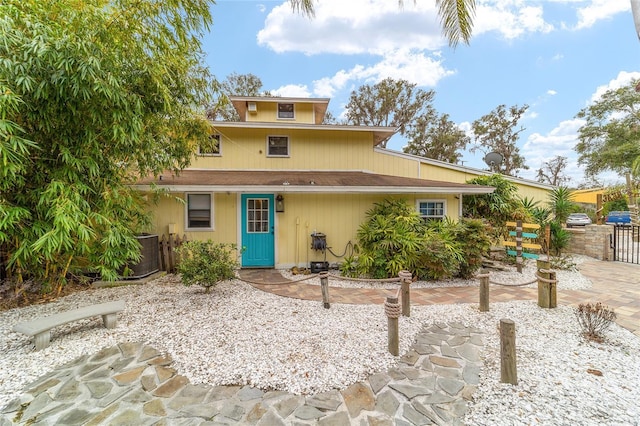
[278,103,294,119]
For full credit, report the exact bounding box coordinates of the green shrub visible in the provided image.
[454,218,492,278]
[355,199,426,278]
[414,227,463,280]
[176,241,240,293]
[549,222,570,256]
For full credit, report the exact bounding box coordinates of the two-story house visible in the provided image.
[134,96,552,269]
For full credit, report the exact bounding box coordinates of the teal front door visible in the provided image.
[241,194,275,267]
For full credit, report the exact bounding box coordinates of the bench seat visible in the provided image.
[13,300,125,350]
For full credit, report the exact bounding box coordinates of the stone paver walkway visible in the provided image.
[1,324,482,425]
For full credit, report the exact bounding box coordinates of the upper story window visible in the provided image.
[278,103,295,119]
[198,134,221,156]
[186,193,213,230]
[267,136,289,157]
[417,199,446,222]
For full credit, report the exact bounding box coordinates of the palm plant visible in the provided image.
[549,186,576,225]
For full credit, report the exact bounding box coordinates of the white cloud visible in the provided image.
[474,2,554,40]
[520,119,585,182]
[310,49,454,98]
[547,90,557,96]
[272,84,312,98]
[589,70,640,103]
[257,0,443,56]
[575,0,630,30]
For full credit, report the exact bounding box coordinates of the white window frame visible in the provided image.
[277,102,295,120]
[416,199,447,221]
[266,135,290,157]
[198,134,221,156]
[185,193,214,231]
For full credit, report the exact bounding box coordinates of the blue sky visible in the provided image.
[202,0,639,186]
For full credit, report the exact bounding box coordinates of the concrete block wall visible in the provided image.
[566,224,613,261]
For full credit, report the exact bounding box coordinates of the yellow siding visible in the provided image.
[193,128,377,171]
[146,192,461,268]
[572,189,603,204]
[244,101,316,124]
[147,193,237,243]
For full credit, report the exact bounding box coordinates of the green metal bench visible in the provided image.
[13,300,125,350]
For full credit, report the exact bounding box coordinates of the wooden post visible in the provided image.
[548,271,557,308]
[386,296,399,356]
[500,319,517,385]
[544,224,551,255]
[160,235,169,271]
[536,258,551,308]
[479,269,490,312]
[319,271,330,309]
[399,270,412,317]
[516,220,523,273]
[596,193,604,225]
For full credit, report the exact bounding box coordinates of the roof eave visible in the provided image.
[132,185,494,194]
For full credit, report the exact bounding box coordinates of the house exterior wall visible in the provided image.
[195,128,376,171]
[147,191,460,268]
[244,101,316,124]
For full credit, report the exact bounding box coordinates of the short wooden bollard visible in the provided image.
[500,318,517,385]
[536,258,556,308]
[319,271,330,309]
[478,269,490,312]
[385,296,400,356]
[399,270,412,317]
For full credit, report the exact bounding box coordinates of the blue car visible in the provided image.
[605,211,631,226]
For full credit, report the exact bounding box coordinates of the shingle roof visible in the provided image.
[133,170,494,195]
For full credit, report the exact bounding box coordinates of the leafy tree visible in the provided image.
[404,112,470,163]
[536,155,570,186]
[575,79,640,179]
[0,0,214,293]
[208,72,270,121]
[345,78,435,148]
[470,104,529,176]
[289,0,476,47]
[462,174,522,243]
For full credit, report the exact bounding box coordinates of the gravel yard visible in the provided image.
[0,256,638,425]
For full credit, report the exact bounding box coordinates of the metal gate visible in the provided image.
[612,225,640,264]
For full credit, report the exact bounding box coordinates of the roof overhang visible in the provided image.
[132,170,495,195]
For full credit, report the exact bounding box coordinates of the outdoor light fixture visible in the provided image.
[276,194,285,212]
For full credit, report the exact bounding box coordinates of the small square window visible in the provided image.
[417,200,446,222]
[198,134,221,156]
[267,136,289,157]
[278,103,294,119]
[187,193,213,229]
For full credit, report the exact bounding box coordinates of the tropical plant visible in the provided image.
[462,174,521,243]
[549,222,571,256]
[549,186,577,225]
[453,218,492,279]
[177,241,240,293]
[354,199,426,278]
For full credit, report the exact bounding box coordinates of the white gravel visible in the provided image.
[0,257,638,425]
